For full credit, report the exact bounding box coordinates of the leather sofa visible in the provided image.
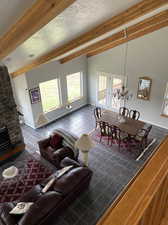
[0,158,92,225]
[38,128,79,168]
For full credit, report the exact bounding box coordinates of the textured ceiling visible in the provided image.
[2,0,142,73]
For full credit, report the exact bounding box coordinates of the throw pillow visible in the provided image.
[10,202,33,215]
[50,133,63,149]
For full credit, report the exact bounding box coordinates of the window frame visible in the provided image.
[66,72,83,103]
[161,83,168,118]
[39,78,62,113]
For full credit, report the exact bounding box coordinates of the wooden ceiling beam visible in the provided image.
[0,0,77,59]
[87,17,168,58]
[11,0,168,78]
[60,10,168,63]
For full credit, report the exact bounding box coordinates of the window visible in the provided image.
[98,74,107,105]
[162,83,168,117]
[39,79,61,113]
[97,73,125,110]
[66,72,83,103]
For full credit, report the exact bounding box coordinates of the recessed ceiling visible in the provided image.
[2,0,141,73]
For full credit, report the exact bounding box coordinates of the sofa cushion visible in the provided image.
[52,167,92,196]
[50,133,63,149]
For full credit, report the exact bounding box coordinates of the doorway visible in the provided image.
[97,72,126,111]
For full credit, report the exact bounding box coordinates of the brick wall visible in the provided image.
[0,66,23,146]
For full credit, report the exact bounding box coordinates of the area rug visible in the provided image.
[0,154,52,203]
[89,128,154,160]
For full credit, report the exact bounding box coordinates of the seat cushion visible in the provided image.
[50,133,63,149]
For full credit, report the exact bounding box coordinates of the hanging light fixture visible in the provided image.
[112,28,133,102]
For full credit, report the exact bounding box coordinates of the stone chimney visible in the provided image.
[0,65,23,146]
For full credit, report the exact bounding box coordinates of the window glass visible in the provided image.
[98,75,107,105]
[67,72,82,102]
[39,79,61,113]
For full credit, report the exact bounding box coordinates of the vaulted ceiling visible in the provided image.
[1,0,168,75]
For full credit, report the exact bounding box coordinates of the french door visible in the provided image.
[97,72,126,112]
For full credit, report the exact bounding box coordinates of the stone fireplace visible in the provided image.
[0,65,24,163]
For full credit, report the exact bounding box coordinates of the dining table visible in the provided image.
[98,110,145,136]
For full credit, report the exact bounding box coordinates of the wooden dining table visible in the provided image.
[98,110,145,136]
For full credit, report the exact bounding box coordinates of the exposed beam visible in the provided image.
[60,10,168,63]
[60,31,125,63]
[87,17,168,58]
[0,0,77,59]
[11,0,168,78]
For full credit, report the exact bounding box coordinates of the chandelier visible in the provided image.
[112,28,133,102]
[112,86,133,101]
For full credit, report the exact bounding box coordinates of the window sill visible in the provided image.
[43,105,63,114]
[161,114,168,118]
[67,96,84,104]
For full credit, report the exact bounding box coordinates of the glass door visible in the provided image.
[97,72,109,107]
[97,73,125,111]
[110,76,125,112]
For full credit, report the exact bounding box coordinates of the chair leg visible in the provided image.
[118,139,121,149]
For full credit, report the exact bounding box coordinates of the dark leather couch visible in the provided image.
[38,129,79,168]
[0,158,92,225]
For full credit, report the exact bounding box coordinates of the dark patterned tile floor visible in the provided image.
[21,105,168,225]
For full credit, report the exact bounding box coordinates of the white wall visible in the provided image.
[88,27,168,129]
[24,56,88,128]
[13,74,35,127]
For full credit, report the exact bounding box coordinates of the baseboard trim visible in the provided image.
[35,103,88,129]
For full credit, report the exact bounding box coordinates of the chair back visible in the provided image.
[94,107,102,120]
[129,110,140,120]
[110,125,121,140]
[119,107,129,117]
[145,125,152,139]
[136,125,152,141]
[99,121,109,136]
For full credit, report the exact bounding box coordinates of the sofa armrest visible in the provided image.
[18,192,62,225]
[60,157,82,168]
[53,147,74,160]
[0,203,18,225]
[38,137,51,150]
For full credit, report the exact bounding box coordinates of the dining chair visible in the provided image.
[119,107,130,117]
[99,121,109,143]
[94,107,102,128]
[134,125,152,150]
[129,110,140,120]
[109,125,128,148]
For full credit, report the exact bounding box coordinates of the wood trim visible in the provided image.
[161,114,168,118]
[11,0,168,77]
[0,144,25,161]
[96,136,168,225]
[60,10,168,63]
[60,31,125,64]
[0,0,77,59]
[87,16,168,58]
